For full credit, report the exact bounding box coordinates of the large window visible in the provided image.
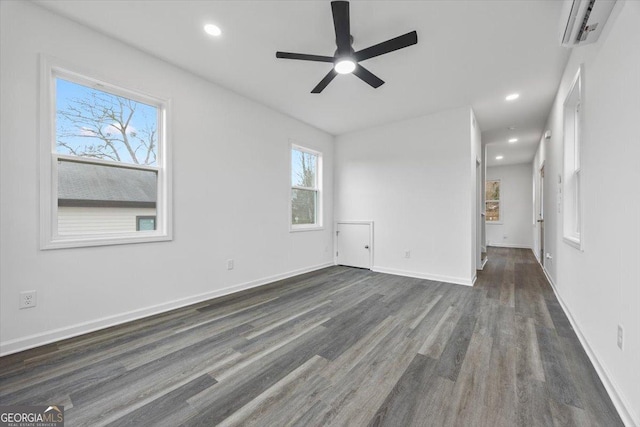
[40,58,171,249]
[290,145,322,230]
[563,67,582,249]
[485,180,501,222]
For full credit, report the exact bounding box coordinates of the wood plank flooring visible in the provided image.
[0,248,624,426]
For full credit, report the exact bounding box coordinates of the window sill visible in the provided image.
[486,221,503,225]
[563,235,582,251]
[290,225,324,233]
[42,233,172,250]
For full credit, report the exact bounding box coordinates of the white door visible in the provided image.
[337,222,371,269]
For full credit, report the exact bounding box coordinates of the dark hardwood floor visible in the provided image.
[0,248,623,426]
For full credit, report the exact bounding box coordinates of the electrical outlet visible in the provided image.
[19,290,37,309]
[404,251,411,259]
[227,259,234,270]
[617,325,624,350]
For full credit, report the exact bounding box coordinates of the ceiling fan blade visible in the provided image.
[354,31,418,62]
[353,64,385,88]
[331,1,351,55]
[311,69,338,93]
[276,52,335,63]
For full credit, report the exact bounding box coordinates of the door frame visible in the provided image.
[334,221,374,268]
[476,157,483,270]
[538,163,545,265]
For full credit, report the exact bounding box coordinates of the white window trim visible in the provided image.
[289,143,323,232]
[39,55,173,249]
[485,179,502,225]
[562,66,583,251]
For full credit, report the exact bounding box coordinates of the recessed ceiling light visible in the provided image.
[204,24,222,37]
[505,93,520,101]
[496,155,504,160]
[508,138,518,143]
[334,59,356,74]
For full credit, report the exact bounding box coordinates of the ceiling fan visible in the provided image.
[275,1,418,93]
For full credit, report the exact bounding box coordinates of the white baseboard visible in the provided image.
[487,243,532,249]
[0,262,334,357]
[481,257,488,269]
[540,265,639,427]
[531,247,541,263]
[371,266,473,287]
[477,256,488,271]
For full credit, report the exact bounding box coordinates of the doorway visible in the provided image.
[476,158,485,270]
[538,164,545,265]
[336,222,372,269]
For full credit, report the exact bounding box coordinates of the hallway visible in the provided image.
[474,247,623,426]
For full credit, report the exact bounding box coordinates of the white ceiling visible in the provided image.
[35,0,570,166]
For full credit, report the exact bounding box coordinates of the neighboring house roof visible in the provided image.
[58,160,156,208]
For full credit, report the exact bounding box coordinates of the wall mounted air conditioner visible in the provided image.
[559,0,617,47]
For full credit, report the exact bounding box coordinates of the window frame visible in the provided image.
[39,55,172,249]
[562,67,583,250]
[289,143,323,232]
[485,179,502,224]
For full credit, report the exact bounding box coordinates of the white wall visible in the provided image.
[334,107,475,285]
[486,163,533,248]
[533,2,640,424]
[0,1,334,355]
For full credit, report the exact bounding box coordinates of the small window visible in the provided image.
[290,145,322,230]
[136,216,156,231]
[563,67,583,249]
[40,57,171,249]
[485,180,501,222]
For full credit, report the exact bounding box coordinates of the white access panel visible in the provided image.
[336,222,372,269]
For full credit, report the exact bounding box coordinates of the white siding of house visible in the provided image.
[58,207,156,235]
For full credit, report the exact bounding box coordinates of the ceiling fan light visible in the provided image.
[204,24,222,37]
[335,59,356,74]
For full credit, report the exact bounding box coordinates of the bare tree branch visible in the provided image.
[56,88,157,166]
